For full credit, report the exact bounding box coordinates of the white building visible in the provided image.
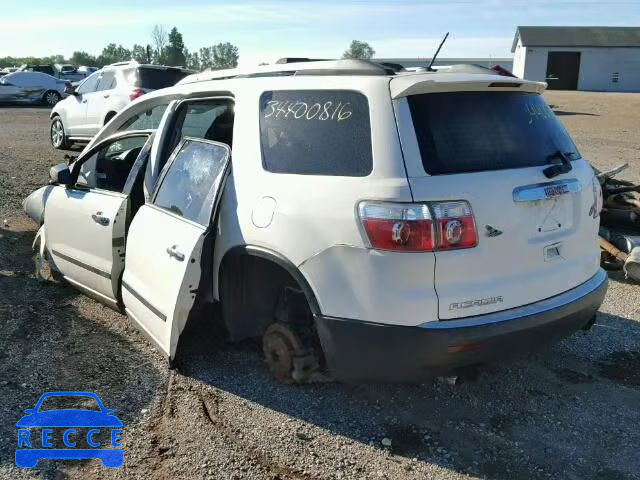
[512,26,640,92]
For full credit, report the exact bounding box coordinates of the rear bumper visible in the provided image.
[314,269,608,381]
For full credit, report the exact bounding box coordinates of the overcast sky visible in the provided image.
[2,0,639,65]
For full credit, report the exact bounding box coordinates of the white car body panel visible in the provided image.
[208,77,418,325]
[43,186,127,305]
[121,205,205,358]
[63,95,89,136]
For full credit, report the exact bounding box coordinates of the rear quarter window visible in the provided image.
[127,67,189,90]
[407,91,581,175]
[259,90,372,176]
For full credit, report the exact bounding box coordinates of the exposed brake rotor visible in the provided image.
[262,323,327,384]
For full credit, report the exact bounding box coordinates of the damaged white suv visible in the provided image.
[24,60,607,383]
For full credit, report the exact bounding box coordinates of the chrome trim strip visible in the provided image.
[51,249,111,279]
[124,307,170,359]
[513,178,582,202]
[421,269,607,329]
[122,281,167,322]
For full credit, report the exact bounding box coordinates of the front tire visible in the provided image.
[43,90,61,106]
[50,116,71,150]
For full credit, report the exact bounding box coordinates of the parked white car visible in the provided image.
[0,71,67,105]
[77,66,99,75]
[24,59,607,383]
[49,61,192,149]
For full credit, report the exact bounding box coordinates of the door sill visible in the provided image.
[124,307,171,360]
[63,275,121,311]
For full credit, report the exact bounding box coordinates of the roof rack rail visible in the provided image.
[275,57,329,64]
[108,60,139,67]
[178,59,395,85]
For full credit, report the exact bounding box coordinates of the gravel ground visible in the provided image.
[1,92,640,480]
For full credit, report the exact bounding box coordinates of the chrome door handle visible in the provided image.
[91,212,110,226]
[103,94,110,98]
[82,99,87,103]
[166,245,185,261]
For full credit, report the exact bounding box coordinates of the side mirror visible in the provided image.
[49,163,72,186]
[64,83,77,95]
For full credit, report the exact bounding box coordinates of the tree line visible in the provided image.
[0,27,375,71]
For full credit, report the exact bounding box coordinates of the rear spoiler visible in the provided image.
[390,73,546,99]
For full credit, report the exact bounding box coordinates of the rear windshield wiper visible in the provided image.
[543,150,573,179]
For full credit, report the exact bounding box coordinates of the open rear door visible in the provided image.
[121,138,230,358]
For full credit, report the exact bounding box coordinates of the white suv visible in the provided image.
[25,60,607,383]
[49,61,191,149]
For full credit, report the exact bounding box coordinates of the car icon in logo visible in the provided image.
[16,391,123,468]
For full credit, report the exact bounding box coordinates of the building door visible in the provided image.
[546,52,581,90]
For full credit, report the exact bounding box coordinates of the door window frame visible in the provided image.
[69,130,154,195]
[76,71,101,95]
[150,137,232,228]
[156,94,235,175]
[96,70,116,91]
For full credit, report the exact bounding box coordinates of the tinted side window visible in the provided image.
[162,99,234,166]
[77,72,100,94]
[96,71,116,91]
[153,139,229,225]
[121,104,168,130]
[259,90,372,176]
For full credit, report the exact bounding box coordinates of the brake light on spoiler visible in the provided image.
[358,201,477,252]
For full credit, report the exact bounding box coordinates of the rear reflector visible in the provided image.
[359,200,477,252]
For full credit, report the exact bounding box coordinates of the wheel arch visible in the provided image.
[217,245,322,341]
[219,245,321,316]
[103,110,118,126]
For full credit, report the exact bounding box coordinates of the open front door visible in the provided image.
[121,138,230,359]
[44,131,153,306]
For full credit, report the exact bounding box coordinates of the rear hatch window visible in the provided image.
[407,91,581,175]
[128,67,189,90]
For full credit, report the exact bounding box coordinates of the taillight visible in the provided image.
[358,202,434,251]
[129,89,145,101]
[358,200,477,252]
[431,201,478,249]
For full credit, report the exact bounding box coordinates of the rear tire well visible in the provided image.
[104,111,117,125]
[219,249,318,341]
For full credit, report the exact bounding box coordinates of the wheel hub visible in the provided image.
[51,121,63,146]
[262,323,324,384]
